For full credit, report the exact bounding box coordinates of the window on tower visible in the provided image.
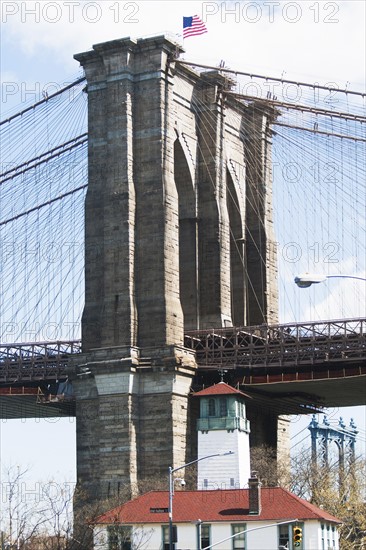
[220,397,228,416]
[208,398,216,416]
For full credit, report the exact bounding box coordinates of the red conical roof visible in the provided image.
[193,382,251,399]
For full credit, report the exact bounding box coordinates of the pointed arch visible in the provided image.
[174,138,198,330]
[227,167,246,326]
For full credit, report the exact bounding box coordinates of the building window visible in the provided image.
[107,526,132,550]
[162,525,176,550]
[232,524,246,549]
[201,524,211,549]
[208,398,216,416]
[319,522,337,550]
[278,523,290,548]
[327,524,331,550]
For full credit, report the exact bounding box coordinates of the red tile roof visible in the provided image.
[193,382,251,399]
[94,488,341,525]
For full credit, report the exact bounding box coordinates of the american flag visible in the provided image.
[183,15,208,38]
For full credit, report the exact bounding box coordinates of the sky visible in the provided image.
[0,0,365,500]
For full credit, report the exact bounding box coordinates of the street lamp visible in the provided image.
[168,451,234,550]
[294,273,366,288]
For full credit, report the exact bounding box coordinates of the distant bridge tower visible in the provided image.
[72,34,278,507]
[309,415,358,468]
[308,415,358,494]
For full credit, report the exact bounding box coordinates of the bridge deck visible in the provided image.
[0,319,365,416]
[0,341,82,383]
[185,318,366,369]
[185,318,366,408]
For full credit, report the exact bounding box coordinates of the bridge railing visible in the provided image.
[184,318,366,369]
[0,318,365,380]
[0,340,82,382]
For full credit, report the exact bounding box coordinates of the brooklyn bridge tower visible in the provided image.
[73,34,279,503]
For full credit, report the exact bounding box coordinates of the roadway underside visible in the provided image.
[195,366,366,414]
[0,395,75,419]
[1,370,365,420]
[237,360,366,408]
[241,375,366,409]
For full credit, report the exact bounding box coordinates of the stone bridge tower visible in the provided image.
[73,35,278,506]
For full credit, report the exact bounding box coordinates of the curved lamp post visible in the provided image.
[169,451,234,550]
[294,273,366,288]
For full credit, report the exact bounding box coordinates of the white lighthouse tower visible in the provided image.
[194,382,251,490]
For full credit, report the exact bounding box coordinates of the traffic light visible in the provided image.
[293,526,303,546]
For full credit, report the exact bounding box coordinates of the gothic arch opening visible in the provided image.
[174,139,198,331]
[227,169,245,326]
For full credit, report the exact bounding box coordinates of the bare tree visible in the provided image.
[289,447,366,550]
[250,443,366,549]
[0,465,50,548]
[73,476,168,549]
[0,466,81,549]
[28,481,74,549]
[250,444,289,487]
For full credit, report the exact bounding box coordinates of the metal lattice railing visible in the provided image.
[0,318,365,382]
[0,340,82,382]
[184,318,366,369]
